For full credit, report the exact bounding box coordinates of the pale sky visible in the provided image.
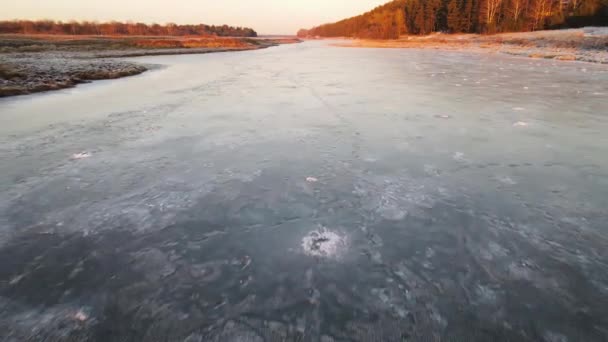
[0,0,388,35]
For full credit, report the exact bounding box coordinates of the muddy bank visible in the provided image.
[0,35,299,97]
[0,56,148,97]
[332,28,608,64]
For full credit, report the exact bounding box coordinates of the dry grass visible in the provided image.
[133,37,253,49]
[0,64,23,80]
[0,34,263,52]
[331,28,608,63]
[499,31,608,50]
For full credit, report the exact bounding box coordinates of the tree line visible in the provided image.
[0,20,257,37]
[298,0,608,39]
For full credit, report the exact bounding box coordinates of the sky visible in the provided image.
[0,0,388,35]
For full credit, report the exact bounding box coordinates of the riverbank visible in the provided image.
[332,28,608,64]
[0,35,300,97]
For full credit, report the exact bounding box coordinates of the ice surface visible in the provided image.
[0,41,607,341]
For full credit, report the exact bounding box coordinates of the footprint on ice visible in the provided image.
[302,227,346,258]
[513,121,529,127]
[71,152,91,160]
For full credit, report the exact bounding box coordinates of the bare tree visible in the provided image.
[509,0,529,22]
[481,0,505,29]
[166,23,178,36]
[569,0,583,13]
[529,0,552,30]
[69,20,78,35]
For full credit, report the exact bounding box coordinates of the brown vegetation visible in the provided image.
[0,35,263,53]
[0,64,24,80]
[0,20,257,37]
[299,0,608,39]
[133,37,252,49]
[333,28,608,63]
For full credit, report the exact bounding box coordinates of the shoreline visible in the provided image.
[329,28,608,65]
[0,36,300,97]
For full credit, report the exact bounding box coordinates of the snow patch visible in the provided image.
[71,152,91,160]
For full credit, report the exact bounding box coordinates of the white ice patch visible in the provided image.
[430,309,448,329]
[377,205,407,221]
[74,309,88,322]
[507,262,532,280]
[71,152,91,160]
[424,164,441,176]
[453,152,466,161]
[513,121,529,127]
[512,107,525,111]
[306,177,319,183]
[434,114,451,119]
[475,285,498,305]
[488,241,509,258]
[497,176,517,185]
[301,226,346,258]
[543,331,568,342]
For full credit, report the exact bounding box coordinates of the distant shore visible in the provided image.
[0,35,300,97]
[330,28,608,64]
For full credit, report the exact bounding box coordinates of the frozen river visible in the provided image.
[1,41,608,341]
